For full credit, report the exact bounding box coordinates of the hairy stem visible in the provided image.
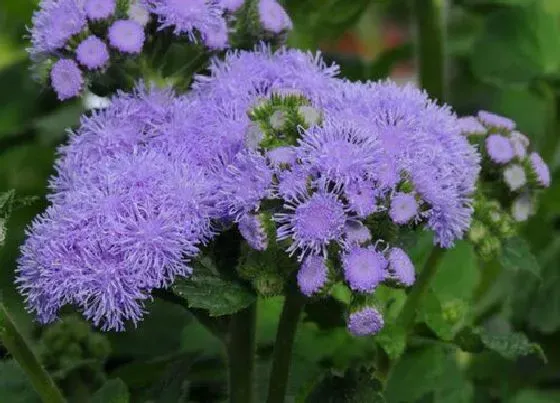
[266,292,306,403]
[0,303,66,403]
[397,246,445,333]
[412,0,447,101]
[228,303,257,403]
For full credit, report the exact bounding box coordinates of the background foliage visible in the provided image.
[1,0,560,402]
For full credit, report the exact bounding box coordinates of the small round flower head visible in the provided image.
[276,191,347,258]
[343,246,388,293]
[344,221,371,245]
[76,36,110,70]
[348,306,384,336]
[108,20,145,54]
[387,247,415,287]
[85,0,116,20]
[298,105,322,127]
[129,1,151,25]
[510,131,528,159]
[297,256,328,296]
[478,110,516,131]
[267,146,297,167]
[50,59,83,101]
[486,134,514,164]
[389,192,418,224]
[512,194,533,222]
[275,167,309,201]
[458,116,486,136]
[503,164,527,191]
[345,180,378,218]
[270,110,287,130]
[529,152,550,187]
[238,214,268,251]
[30,0,87,57]
[258,0,293,33]
[245,124,264,150]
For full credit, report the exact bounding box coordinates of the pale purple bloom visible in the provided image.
[503,164,527,191]
[389,192,418,224]
[344,222,371,245]
[85,0,116,20]
[258,0,292,33]
[297,256,328,296]
[30,0,87,57]
[348,306,384,336]
[529,152,550,187]
[510,131,529,159]
[458,116,486,136]
[267,146,297,167]
[108,20,145,54]
[218,0,245,12]
[276,191,347,258]
[486,134,514,164]
[76,35,110,70]
[512,194,532,222]
[239,214,268,251]
[275,167,309,201]
[345,180,378,218]
[387,247,415,287]
[50,59,83,100]
[343,246,388,293]
[298,105,322,127]
[478,110,516,131]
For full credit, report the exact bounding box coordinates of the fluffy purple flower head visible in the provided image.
[345,180,378,218]
[85,0,116,20]
[486,134,514,164]
[276,191,347,259]
[108,20,146,54]
[275,167,309,201]
[258,0,292,33]
[478,110,516,131]
[76,35,110,70]
[344,221,371,245]
[297,256,328,296]
[458,116,486,136]
[347,306,384,336]
[343,246,388,293]
[267,146,297,167]
[298,119,381,187]
[50,59,83,100]
[389,192,418,224]
[387,247,415,287]
[30,0,87,57]
[529,152,550,187]
[238,214,268,251]
[146,0,228,48]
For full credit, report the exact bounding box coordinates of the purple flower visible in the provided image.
[267,146,297,167]
[347,306,384,336]
[486,134,514,164]
[342,246,388,293]
[30,0,87,57]
[276,191,347,258]
[458,116,486,136]
[297,256,328,296]
[503,164,527,191]
[76,35,110,70]
[50,59,83,101]
[512,194,532,222]
[108,20,145,54]
[258,0,292,33]
[389,192,418,224]
[85,0,116,20]
[387,247,415,287]
[344,180,378,218]
[146,0,228,48]
[218,0,245,12]
[529,152,550,187]
[478,110,515,131]
[275,167,309,201]
[238,214,268,251]
[344,221,371,245]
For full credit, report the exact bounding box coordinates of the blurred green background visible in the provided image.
[1,0,560,402]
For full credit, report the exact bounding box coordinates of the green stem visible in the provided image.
[266,292,306,403]
[397,246,445,333]
[412,0,447,102]
[0,303,66,403]
[228,303,257,403]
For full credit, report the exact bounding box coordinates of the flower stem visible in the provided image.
[412,0,447,102]
[228,302,257,403]
[397,246,445,333]
[0,303,66,403]
[266,291,306,403]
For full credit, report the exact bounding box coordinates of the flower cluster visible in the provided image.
[29,0,292,100]
[459,111,550,258]
[18,47,479,335]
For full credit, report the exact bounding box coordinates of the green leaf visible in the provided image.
[499,237,541,277]
[432,241,479,301]
[470,3,560,85]
[0,360,41,403]
[304,368,385,403]
[375,323,407,361]
[172,262,256,316]
[511,389,560,403]
[143,356,194,403]
[91,379,129,403]
[0,190,15,248]
[419,291,469,341]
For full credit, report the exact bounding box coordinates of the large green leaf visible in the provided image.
[499,237,541,277]
[91,379,129,403]
[0,360,40,403]
[470,3,560,85]
[375,323,407,361]
[419,291,470,341]
[432,241,479,302]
